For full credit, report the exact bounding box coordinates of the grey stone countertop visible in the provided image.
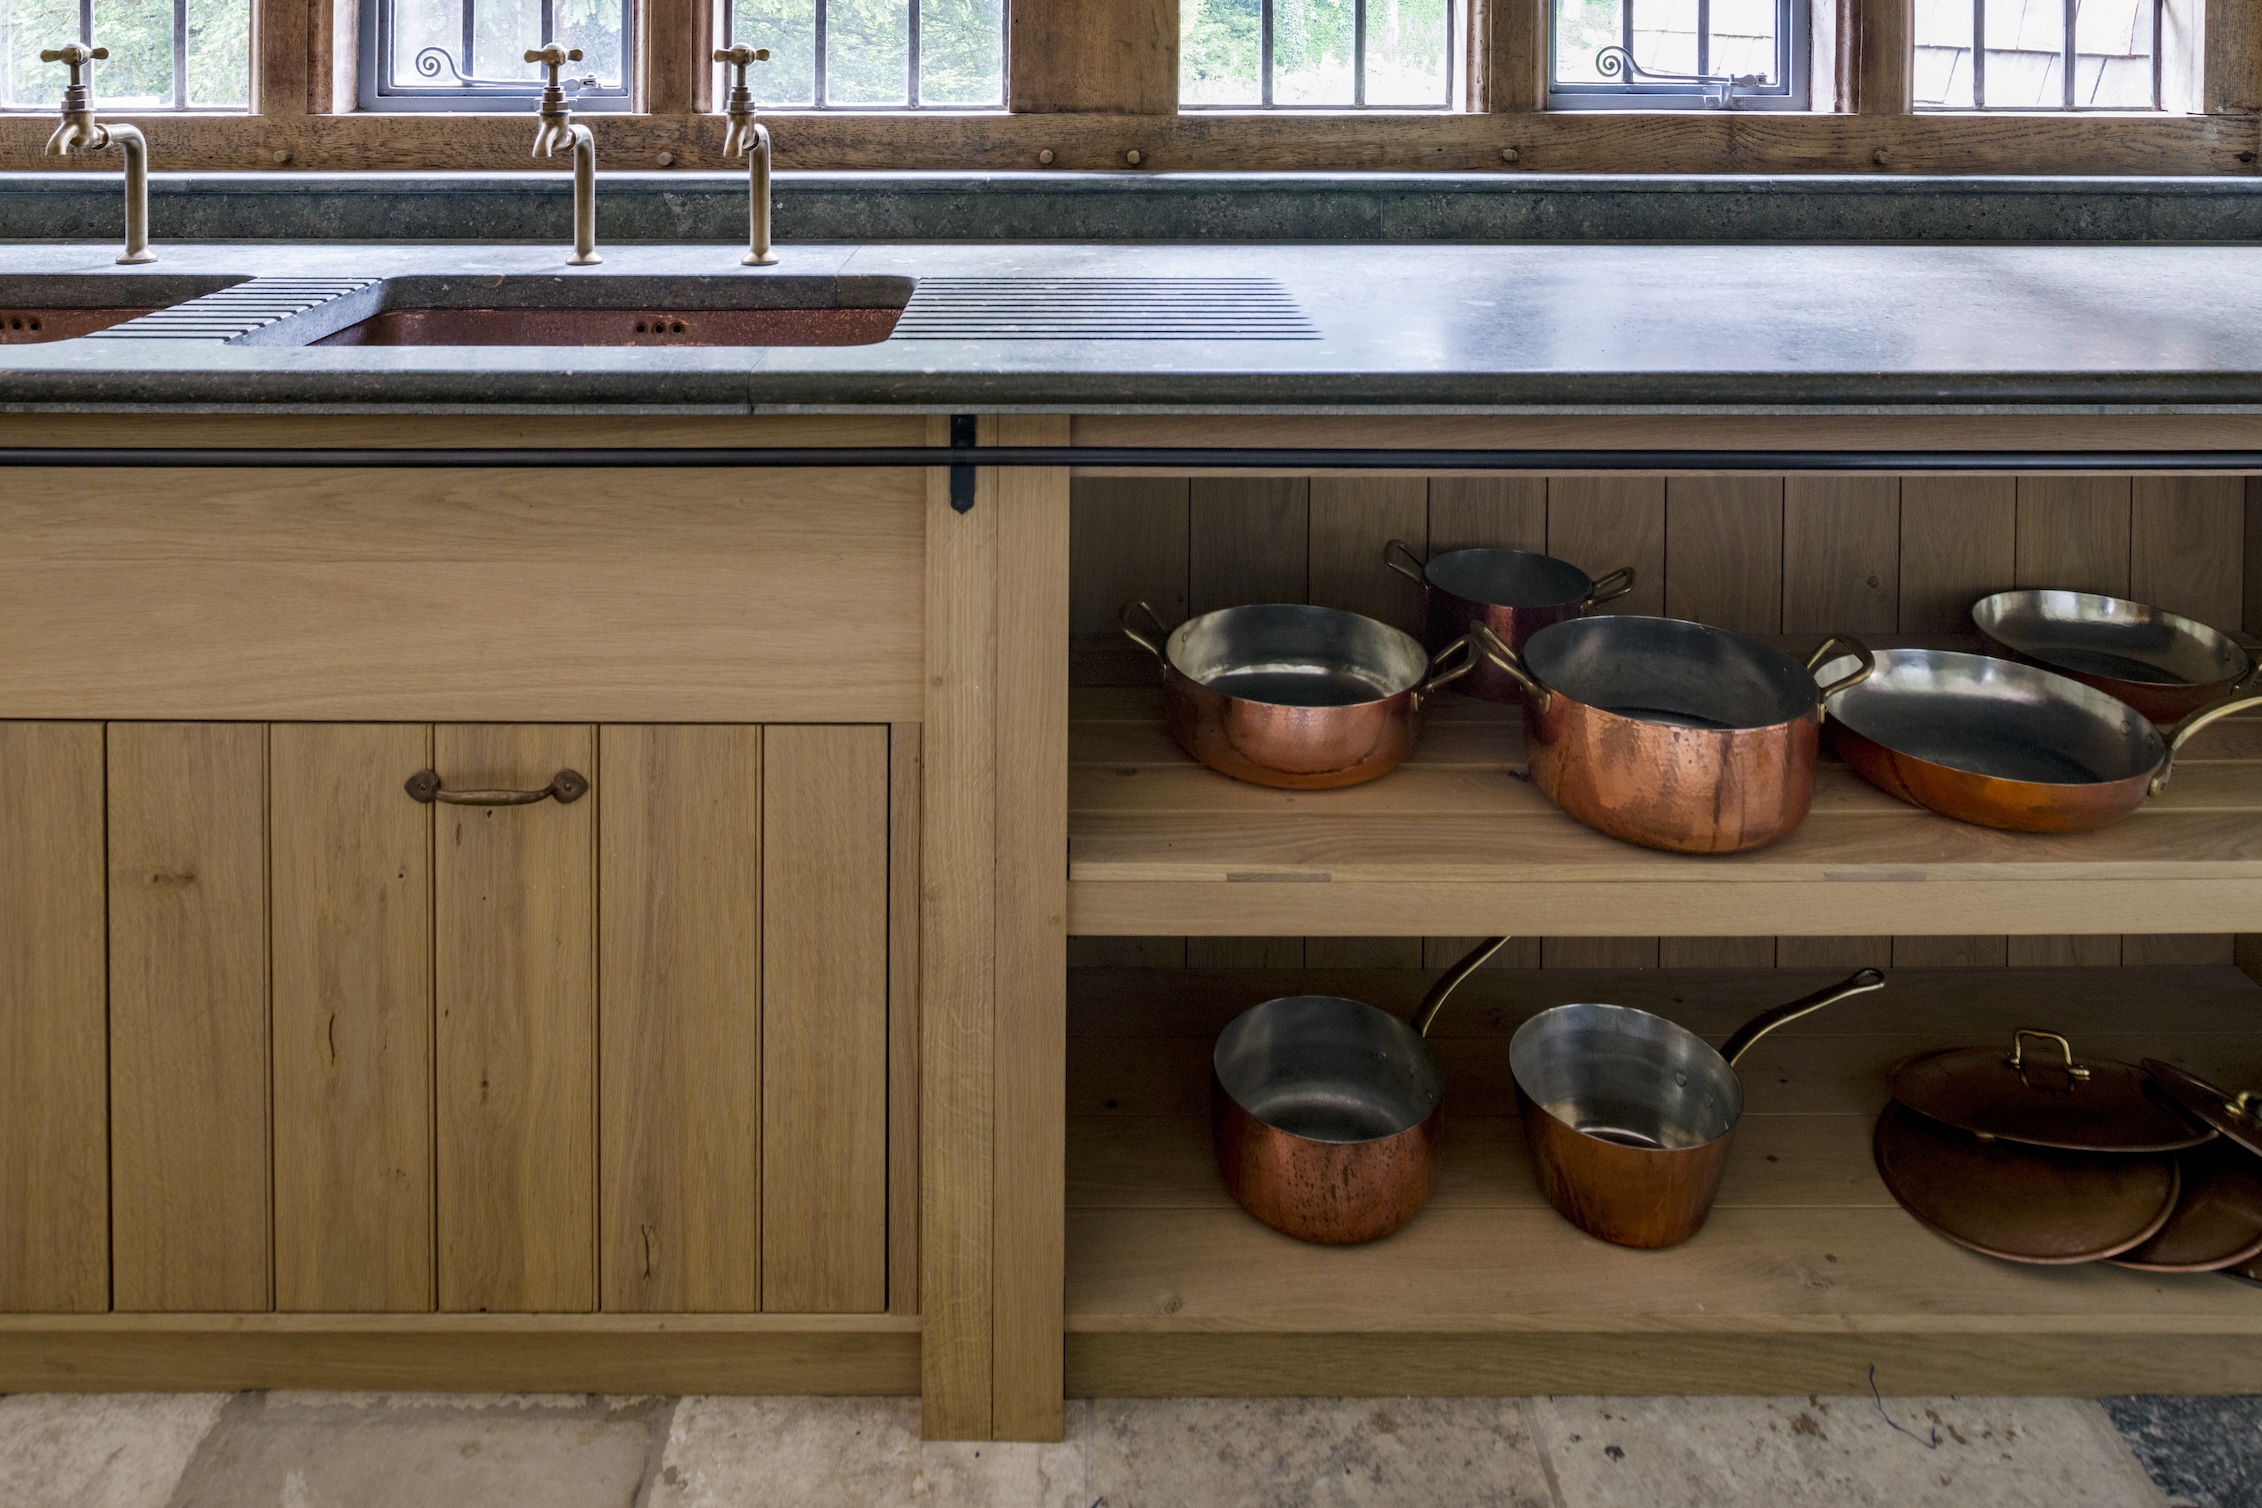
[8,237,2262,415]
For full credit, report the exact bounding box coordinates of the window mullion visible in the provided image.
[1354,0,1367,107]
[815,0,829,106]
[1260,0,1274,107]
[1697,0,1710,78]
[2062,0,2076,107]
[1973,0,1986,108]
[908,0,921,106]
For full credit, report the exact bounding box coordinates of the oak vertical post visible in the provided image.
[991,416,1071,1439]
[1481,0,1548,111]
[1853,0,1913,114]
[1009,0,1179,113]
[922,417,1001,1438]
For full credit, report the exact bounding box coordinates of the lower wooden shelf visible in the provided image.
[1067,687,2262,937]
[1065,964,2262,1396]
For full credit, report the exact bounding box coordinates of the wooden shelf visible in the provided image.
[1067,687,2262,937]
[1064,964,2262,1396]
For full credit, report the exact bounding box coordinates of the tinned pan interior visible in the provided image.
[1168,604,1431,707]
[1509,1003,1743,1151]
[1524,616,1822,731]
[1974,589,2251,688]
[1424,548,1592,610]
[1214,995,1441,1145]
[1819,647,2167,787]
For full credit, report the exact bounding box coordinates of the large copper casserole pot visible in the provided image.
[1384,539,1635,705]
[1511,969,1888,1249]
[1122,600,1473,789]
[1973,589,2257,726]
[1474,617,1874,853]
[1817,647,2262,833]
[1212,937,1509,1245]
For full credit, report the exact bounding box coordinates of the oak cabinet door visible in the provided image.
[434,724,599,1314]
[271,724,435,1312]
[0,723,108,1312]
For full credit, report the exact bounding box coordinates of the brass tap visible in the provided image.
[714,45,778,267]
[526,44,601,266]
[41,43,152,265]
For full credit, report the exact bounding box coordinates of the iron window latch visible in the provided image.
[412,45,597,90]
[1593,46,1769,109]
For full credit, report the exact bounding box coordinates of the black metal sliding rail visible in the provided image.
[4,447,2262,472]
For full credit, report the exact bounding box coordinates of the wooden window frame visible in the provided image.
[0,0,2257,173]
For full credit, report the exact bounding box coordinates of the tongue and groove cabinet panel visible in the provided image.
[0,723,108,1313]
[270,723,435,1313]
[107,722,272,1313]
[760,725,892,1315]
[598,724,766,1314]
[434,723,598,1314]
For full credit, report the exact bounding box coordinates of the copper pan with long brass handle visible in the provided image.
[1819,646,2262,833]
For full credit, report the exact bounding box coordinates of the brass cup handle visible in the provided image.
[1805,634,1876,705]
[1120,598,1173,667]
[1582,565,1638,609]
[1383,538,1429,586]
[2152,689,2262,796]
[1470,621,1552,713]
[2008,1027,2092,1082]
[405,769,589,807]
[1411,634,1477,709]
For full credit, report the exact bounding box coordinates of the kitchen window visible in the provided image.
[1549,0,1809,109]
[1913,0,2165,108]
[0,0,251,109]
[719,0,1006,108]
[1181,0,1461,109]
[359,0,634,111]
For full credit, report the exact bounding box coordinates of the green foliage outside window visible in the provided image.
[2,0,249,109]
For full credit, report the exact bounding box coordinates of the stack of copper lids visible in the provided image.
[1874,1031,2262,1275]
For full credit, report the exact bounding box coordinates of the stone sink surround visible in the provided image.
[0,1390,2249,1506]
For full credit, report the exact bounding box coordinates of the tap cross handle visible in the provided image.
[524,43,584,92]
[41,42,107,105]
[714,45,770,111]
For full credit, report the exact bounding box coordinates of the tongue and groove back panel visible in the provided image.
[1065,472,2253,973]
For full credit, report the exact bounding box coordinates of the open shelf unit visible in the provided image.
[1067,688,2262,938]
[1064,964,2262,1396]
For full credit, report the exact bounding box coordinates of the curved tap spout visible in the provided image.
[41,43,151,263]
[712,46,777,267]
[525,44,601,265]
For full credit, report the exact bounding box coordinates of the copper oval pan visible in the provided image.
[1479,618,1872,854]
[1974,589,2255,726]
[2109,1137,2262,1273]
[1211,937,1507,1245]
[1124,600,1472,789]
[1874,1101,2181,1264]
[1888,1031,2212,1152]
[1820,647,2262,834]
[1384,540,1634,705]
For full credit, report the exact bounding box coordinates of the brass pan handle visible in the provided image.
[1411,635,1476,709]
[1805,634,1876,705]
[1384,538,1429,586]
[1470,621,1552,713]
[1720,967,1885,1067]
[2008,1028,2091,1082]
[2152,689,2262,796]
[1119,599,1172,668]
[1583,565,1637,609]
[405,769,589,807]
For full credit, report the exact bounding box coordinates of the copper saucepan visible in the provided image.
[1973,589,2257,726]
[1819,647,2262,833]
[1509,969,1887,1249]
[1122,600,1474,789]
[1212,937,1509,1245]
[1477,616,1874,853]
[1384,540,1635,705]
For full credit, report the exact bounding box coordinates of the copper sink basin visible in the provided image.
[314,305,900,346]
[0,308,158,342]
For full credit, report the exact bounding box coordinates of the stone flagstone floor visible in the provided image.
[0,1390,2254,1507]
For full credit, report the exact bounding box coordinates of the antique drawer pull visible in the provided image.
[404,768,589,806]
